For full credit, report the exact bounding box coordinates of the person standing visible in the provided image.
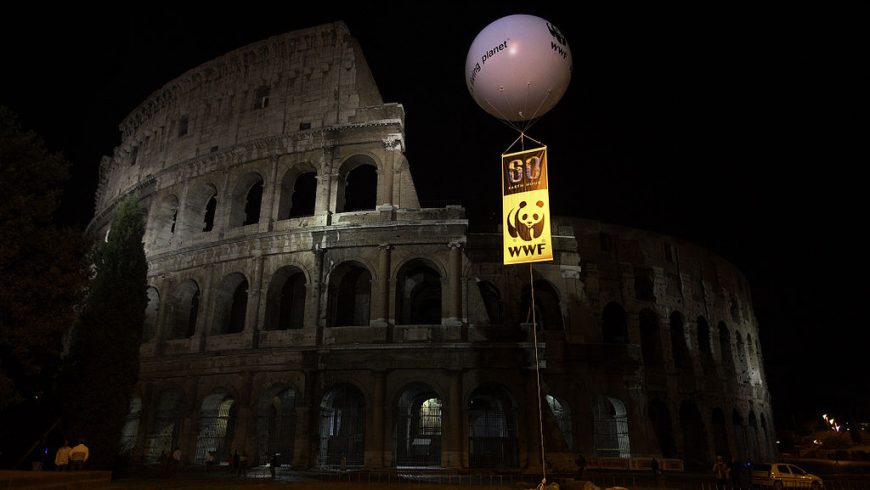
[54,440,71,471]
[69,440,89,470]
[712,456,729,489]
[575,452,587,479]
[237,451,248,477]
[650,456,660,483]
[269,453,278,479]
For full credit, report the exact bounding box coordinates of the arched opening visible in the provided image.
[546,394,574,452]
[339,157,378,212]
[648,399,676,457]
[697,316,713,373]
[732,409,747,459]
[521,280,564,331]
[477,281,504,325]
[711,408,730,460]
[680,401,708,468]
[119,397,142,455]
[214,273,248,334]
[319,384,366,467]
[265,267,306,330]
[593,396,631,457]
[194,390,236,464]
[640,309,663,367]
[468,384,518,468]
[143,287,160,342]
[169,280,199,339]
[395,259,442,325]
[395,383,442,467]
[180,183,218,234]
[278,168,317,219]
[670,311,691,371]
[255,386,296,467]
[151,195,178,247]
[719,322,734,370]
[203,194,217,231]
[145,389,183,463]
[748,411,761,461]
[327,262,371,327]
[229,172,264,227]
[760,415,771,461]
[602,303,628,344]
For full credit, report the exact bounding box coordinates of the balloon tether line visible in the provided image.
[529,263,548,487]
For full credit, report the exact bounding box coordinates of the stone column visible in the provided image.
[443,370,463,469]
[446,240,464,325]
[365,370,387,468]
[313,247,326,345]
[246,253,265,348]
[373,244,392,328]
[378,134,402,209]
[261,155,279,232]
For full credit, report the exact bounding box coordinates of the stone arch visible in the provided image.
[145,388,184,463]
[395,258,442,325]
[477,280,504,325]
[394,382,443,467]
[319,383,366,467]
[680,401,708,468]
[337,154,378,212]
[467,383,519,468]
[229,171,265,227]
[214,273,249,334]
[264,266,307,330]
[254,384,297,466]
[168,280,200,339]
[711,407,730,460]
[592,395,631,458]
[194,389,237,464]
[150,194,179,247]
[143,287,160,342]
[640,308,663,367]
[521,279,564,331]
[732,408,747,459]
[181,183,218,233]
[719,322,734,369]
[648,398,676,457]
[327,261,372,327]
[670,311,691,370]
[602,302,628,344]
[277,163,317,219]
[546,393,574,452]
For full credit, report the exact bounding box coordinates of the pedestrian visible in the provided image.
[712,455,729,489]
[238,451,248,477]
[205,450,215,472]
[729,458,741,489]
[269,453,278,479]
[575,451,586,479]
[650,456,660,479]
[69,440,89,470]
[54,440,71,471]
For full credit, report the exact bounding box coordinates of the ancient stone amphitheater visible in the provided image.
[87,22,774,472]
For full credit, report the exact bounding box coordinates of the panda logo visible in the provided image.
[507,200,546,241]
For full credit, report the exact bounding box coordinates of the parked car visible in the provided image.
[752,462,824,489]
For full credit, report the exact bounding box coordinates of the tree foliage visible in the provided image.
[0,106,88,415]
[63,196,148,468]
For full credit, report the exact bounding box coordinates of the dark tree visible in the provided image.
[0,107,88,465]
[63,196,147,468]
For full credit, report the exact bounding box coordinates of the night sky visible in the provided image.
[2,4,865,430]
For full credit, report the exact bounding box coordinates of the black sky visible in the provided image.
[1,3,866,429]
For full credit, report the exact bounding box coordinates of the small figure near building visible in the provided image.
[54,441,71,471]
[712,455,729,489]
[69,440,89,470]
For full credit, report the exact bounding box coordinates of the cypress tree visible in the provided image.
[63,196,147,468]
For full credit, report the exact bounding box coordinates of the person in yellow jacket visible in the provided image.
[54,440,71,470]
[69,440,89,470]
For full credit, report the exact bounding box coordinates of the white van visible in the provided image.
[751,463,824,489]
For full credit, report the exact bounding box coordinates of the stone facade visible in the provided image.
[91,22,774,472]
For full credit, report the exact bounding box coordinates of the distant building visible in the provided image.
[92,22,774,472]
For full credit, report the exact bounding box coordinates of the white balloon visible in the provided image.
[465,14,572,122]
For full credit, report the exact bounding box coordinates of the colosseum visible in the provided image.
[87,22,775,473]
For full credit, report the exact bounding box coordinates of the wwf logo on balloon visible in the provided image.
[546,22,567,46]
[507,200,547,241]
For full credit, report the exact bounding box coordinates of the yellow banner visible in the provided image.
[502,147,553,265]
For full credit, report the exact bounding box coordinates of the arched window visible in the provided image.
[145,389,183,463]
[648,399,676,457]
[602,303,628,344]
[143,287,160,342]
[278,167,317,219]
[711,408,730,460]
[468,385,518,468]
[593,396,631,457]
[339,156,378,212]
[319,384,366,467]
[680,401,708,468]
[328,263,371,327]
[640,309,662,367]
[719,322,734,369]
[521,280,563,331]
[169,280,199,339]
[732,409,747,459]
[395,384,442,467]
[194,390,236,464]
[229,172,264,227]
[181,183,218,234]
[203,194,217,231]
[119,397,142,455]
[265,267,306,330]
[255,387,296,466]
[748,411,761,461]
[546,394,574,451]
[215,273,248,334]
[697,316,711,354]
[395,260,441,325]
[478,281,504,325]
[670,311,691,371]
